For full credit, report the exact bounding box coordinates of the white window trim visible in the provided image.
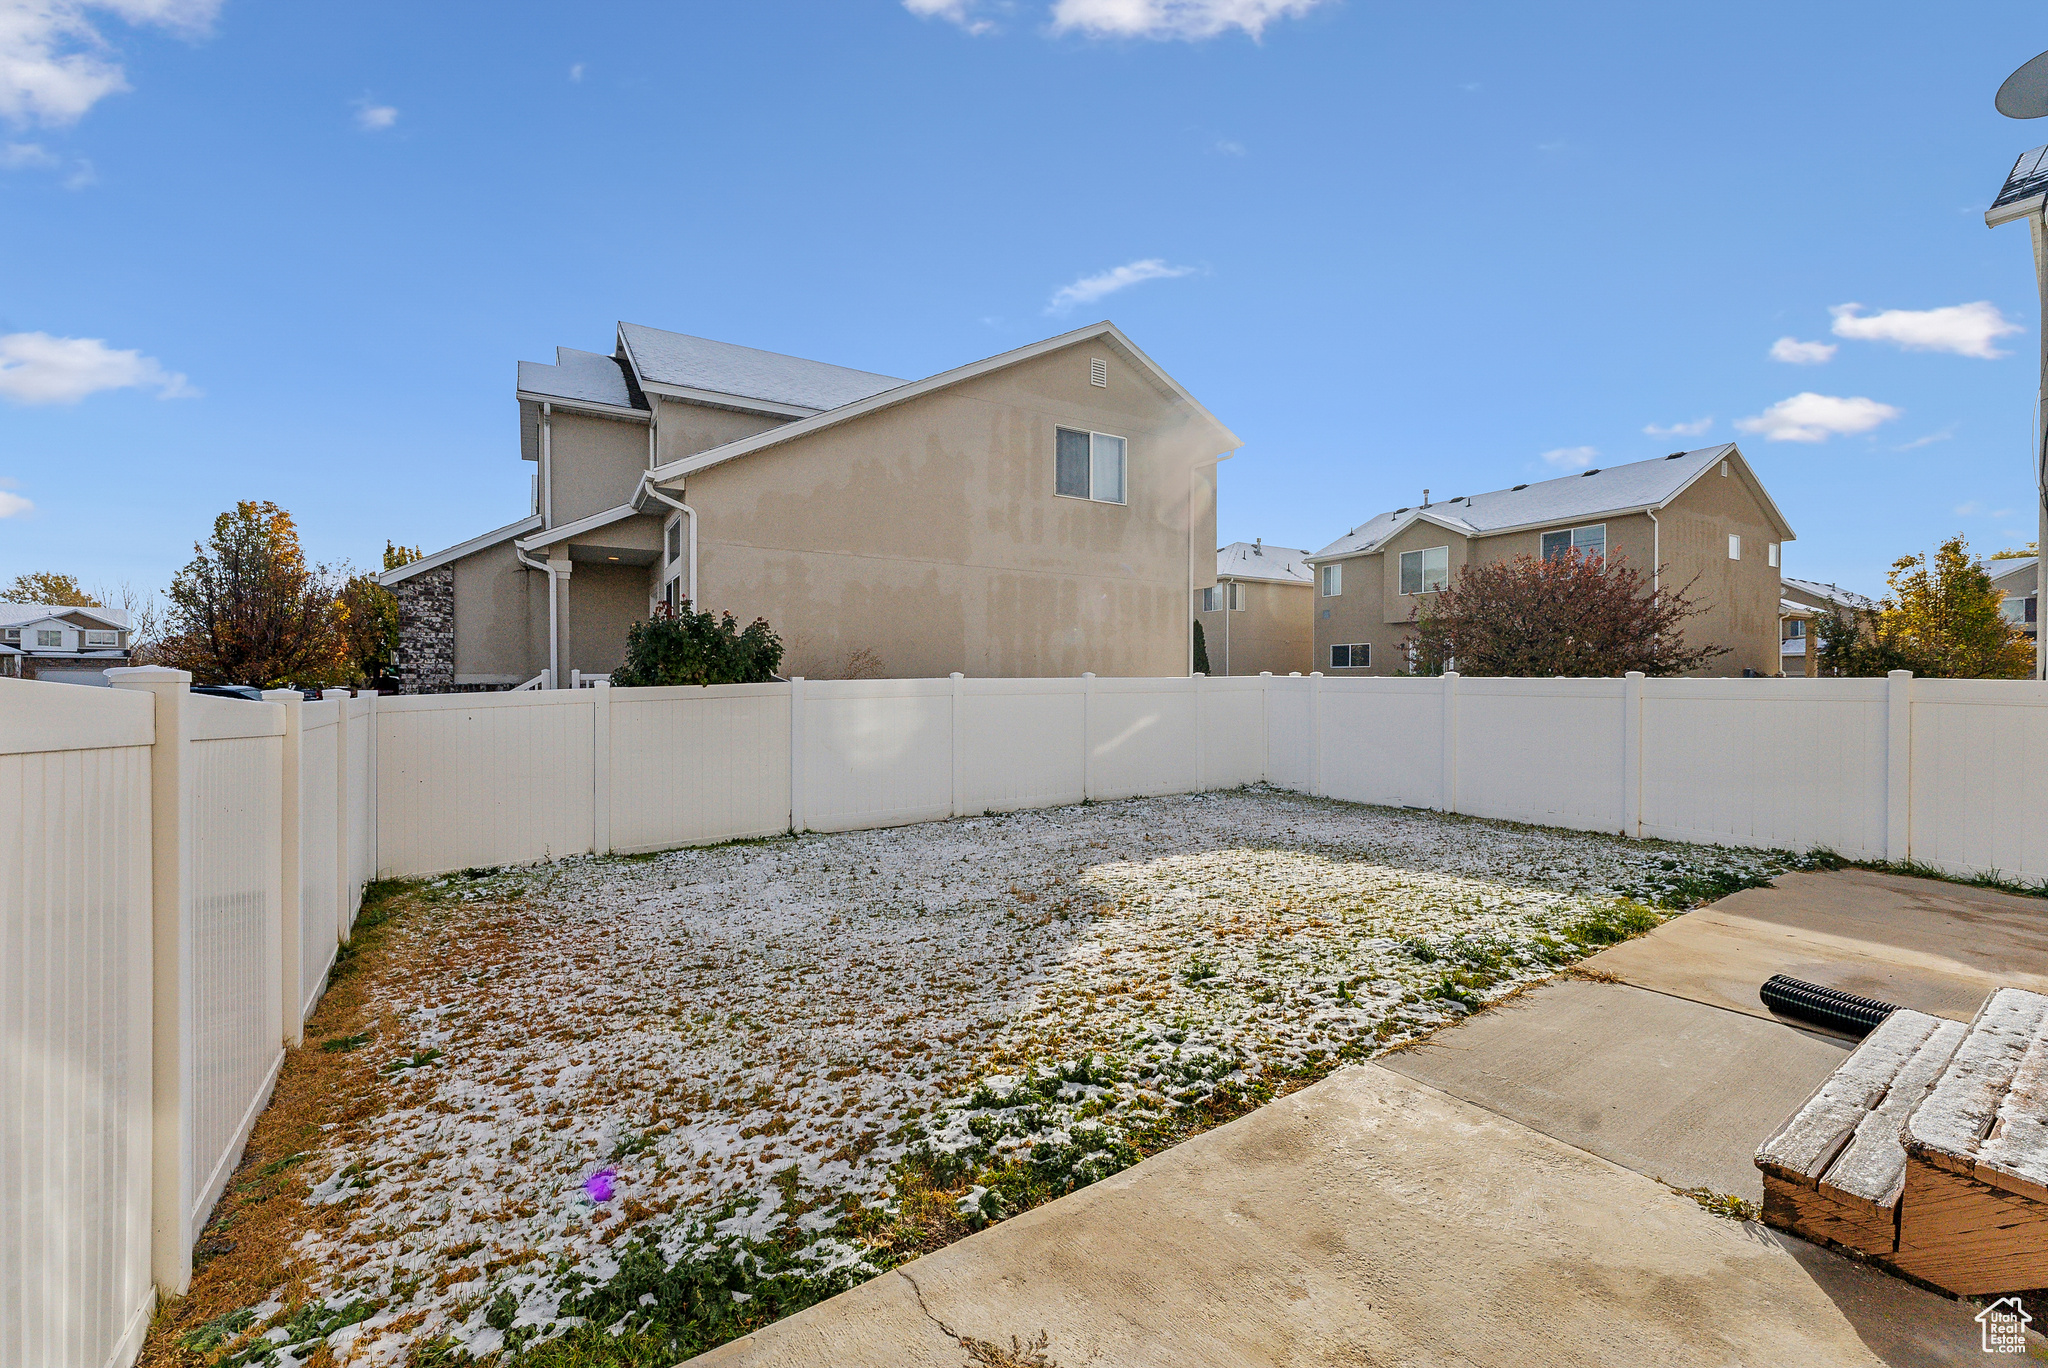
[1540,523,1608,562]
[1400,545,1451,596]
[83,630,119,646]
[1320,563,1342,597]
[1054,427,1128,506]
[1228,582,1246,611]
[1330,642,1371,669]
[1729,533,1742,561]
[1767,542,1779,568]
[1198,586,1219,613]
[35,630,64,648]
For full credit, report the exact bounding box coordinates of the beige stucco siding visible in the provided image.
[565,562,650,679]
[678,342,1226,679]
[1657,461,1785,676]
[1470,511,1656,580]
[1195,579,1312,676]
[654,399,788,465]
[546,410,651,527]
[451,540,547,685]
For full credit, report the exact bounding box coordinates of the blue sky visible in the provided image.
[2,0,2045,603]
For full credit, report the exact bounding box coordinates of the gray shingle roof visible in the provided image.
[0,602,129,629]
[618,323,903,412]
[1311,444,1742,560]
[1217,541,1312,584]
[1985,555,2038,594]
[517,348,640,409]
[1781,578,1877,611]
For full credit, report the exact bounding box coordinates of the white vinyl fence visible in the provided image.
[5,663,2048,1368]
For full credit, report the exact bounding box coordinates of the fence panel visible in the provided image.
[1262,676,1313,791]
[182,695,286,1267]
[1317,678,1446,808]
[609,683,790,853]
[345,695,376,920]
[1088,677,1199,800]
[296,702,342,1019]
[0,680,156,1368]
[1908,679,2048,880]
[1196,677,1266,789]
[375,691,594,877]
[799,679,952,833]
[1453,678,1627,832]
[1640,679,1889,859]
[958,678,1085,814]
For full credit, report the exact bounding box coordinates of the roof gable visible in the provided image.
[517,348,642,411]
[617,323,903,414]
[0,602,128,630]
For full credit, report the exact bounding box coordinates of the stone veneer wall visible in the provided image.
[394,566,455,694]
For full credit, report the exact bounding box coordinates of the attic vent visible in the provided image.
[1579,468,1601,477]
[1090,358,1108,388]
[1511,483,1529,491]
[1394,507,1409,515]
[1665,452,1685,459]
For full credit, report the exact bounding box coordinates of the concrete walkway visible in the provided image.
[696,1066,1930,1368]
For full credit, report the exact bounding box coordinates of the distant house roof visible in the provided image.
[1782,578,1877,611]
[1217,541,1312,584]
[1985,555,2038,595]
[0,602,129,630]
[1308,444,1789,560]
[616,323,904,414]
[517,348,642,412]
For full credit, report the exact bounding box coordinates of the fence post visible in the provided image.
[1193,672,1206,793]
[1309,671,1324,798]
[950,672,966,818]
[362,691,378,895]
[263,691,306,1048]
[1440,671,1460,814]
[323,690,351,940]
[1622,671,1644,838]
[108,665,197,1294]
[591,680,612,856]
[789,677,807,833]
[1886,669,1913,862]
[1081,672,1095,801]
[1259,671,1272,784]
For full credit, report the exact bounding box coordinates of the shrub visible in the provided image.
[610,603,785,687]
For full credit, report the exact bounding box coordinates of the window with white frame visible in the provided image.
[36,630,62,647]
[1,628,17,642]
[1540,524,1606,563]
[1227,582,1245,610]
[1767,542,1779,568]
[1055,427,1126,504]
[1330,642,1370,668]
[663,577,681,613]
[1399,545,1450,594]
[1728,533,1742,560]
[1199,586,1219,612]
[83,630,117,646]
[1320,563,1341,597]
[2002,595,2028,624]
[666,519,681,564]
[1784,619,1805,639]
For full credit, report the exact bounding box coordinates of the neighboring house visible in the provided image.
[1304,444,1795,677]
[1194,540,1313,676]
[1985,555,2038,643]
[0,603,133,684]
[1780,578,1878,676]
[1777,599,1815,677]
[379,321,1236,690]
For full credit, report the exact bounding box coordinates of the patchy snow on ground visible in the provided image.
[227,788,1796,1363]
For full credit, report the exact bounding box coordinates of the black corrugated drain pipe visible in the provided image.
[1759,975,1900,1037]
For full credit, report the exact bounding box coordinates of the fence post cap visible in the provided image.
[1443,671,1460,681]
[591,679,610,691]
[1082,672,1095,680]
[1625,671,1645,680]
[1259,671,1272,678]
[321,688,351,700]
[261,688,303,707]
[950,671,964,680]
[1887,669,1914,679]
[1310,671,1323,678]
[106,664,190,685]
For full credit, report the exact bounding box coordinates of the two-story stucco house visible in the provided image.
[1193,540,1312,676]
[1304,444,1795,677]
[0,603,133,684]
[379,321,1238,689]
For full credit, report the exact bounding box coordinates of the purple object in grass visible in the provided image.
[584,1168,616,1203]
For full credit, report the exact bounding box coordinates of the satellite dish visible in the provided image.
[1997,49,2048,117]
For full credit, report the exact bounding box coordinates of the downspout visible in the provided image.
[1223,577,1232,676]
[640,477,698,607]
[540,403,554,527]
[1646,509,1661,595]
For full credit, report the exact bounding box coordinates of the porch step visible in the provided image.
[1757,987,2048,1296]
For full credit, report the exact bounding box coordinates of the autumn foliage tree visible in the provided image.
[1816,534,2031,679]
[1405,551,1725,677]
[157,501,349,687]
[4,571,99,606]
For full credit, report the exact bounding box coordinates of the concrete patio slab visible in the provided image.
[1582,868,2048,1025]
[690,1065,1956,1368]
[1378,977,1850,1200]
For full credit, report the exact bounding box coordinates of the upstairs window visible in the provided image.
[36,630,62,647]
[1400,545,1450,594]
[1199,586,1219,612]
[1056,428,1126,504]
[1228,582,1245,611]
[1541,524,1606,563]
[1320,563,1342,597]
[1784,620,1805,639]
[666,519,682,564]
[1729,534,1742,561]
[1330,643,1370,668]
[83,630,118,646]
[1767,542,1780,568]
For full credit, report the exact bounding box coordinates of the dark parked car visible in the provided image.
[190,684,267,702]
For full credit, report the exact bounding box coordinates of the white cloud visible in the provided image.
[1829,301,2023,360]
[353,98,397,131]
[903,0,1001,34]
[1735,392,1900,444]
[0,0,220,126]
[1770,336,1836,365]
[568,62,584,81]
[1046,257,1196,313]
[1540,445,1598,470]
[1049,0,1330,40]
[0,140,55,166]
[0,331,193,404]
[1894,424,1956,452]
[1643,417,1712,438]
[0,489,32,517]
[1211,138,1245,155]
